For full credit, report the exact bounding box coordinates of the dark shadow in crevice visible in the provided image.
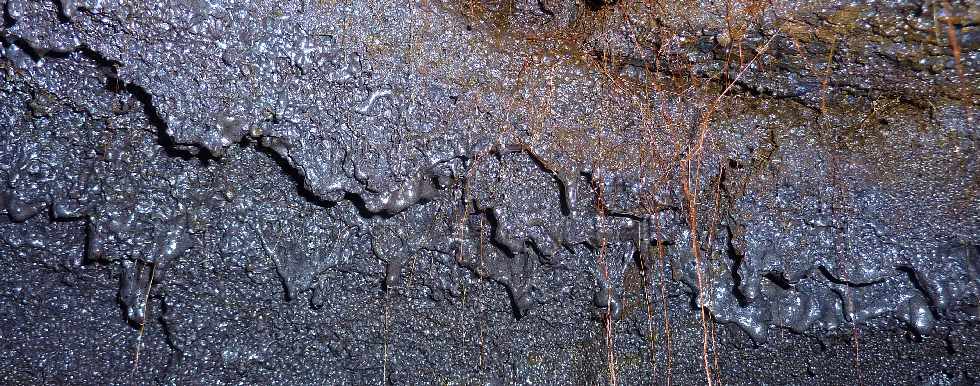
[536,0,556,18]
[896,265,940,319]
[817,265,884,288]
[481,207,520,258]
[726,226,748,305]
[250,143,339,209]
[582,0,615,11]
[764,271,793,290]
[121,82,216,164]
[3,5,16,28]
[248,140,407,220]
[1,31,217,167]
[2,32,72,61]
[50,0,72,23]
[77,42,213,163]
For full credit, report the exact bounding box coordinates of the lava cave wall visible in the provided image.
[0,0,978,384]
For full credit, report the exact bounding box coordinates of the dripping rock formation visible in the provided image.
[1,0,978,384]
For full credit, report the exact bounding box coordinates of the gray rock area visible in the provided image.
[1,0,978,384]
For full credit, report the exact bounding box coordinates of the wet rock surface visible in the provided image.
[1,0,978,384]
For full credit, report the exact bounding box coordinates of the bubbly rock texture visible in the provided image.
[1,0,978,384]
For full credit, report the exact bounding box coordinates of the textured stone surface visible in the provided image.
[1,0,978,384]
